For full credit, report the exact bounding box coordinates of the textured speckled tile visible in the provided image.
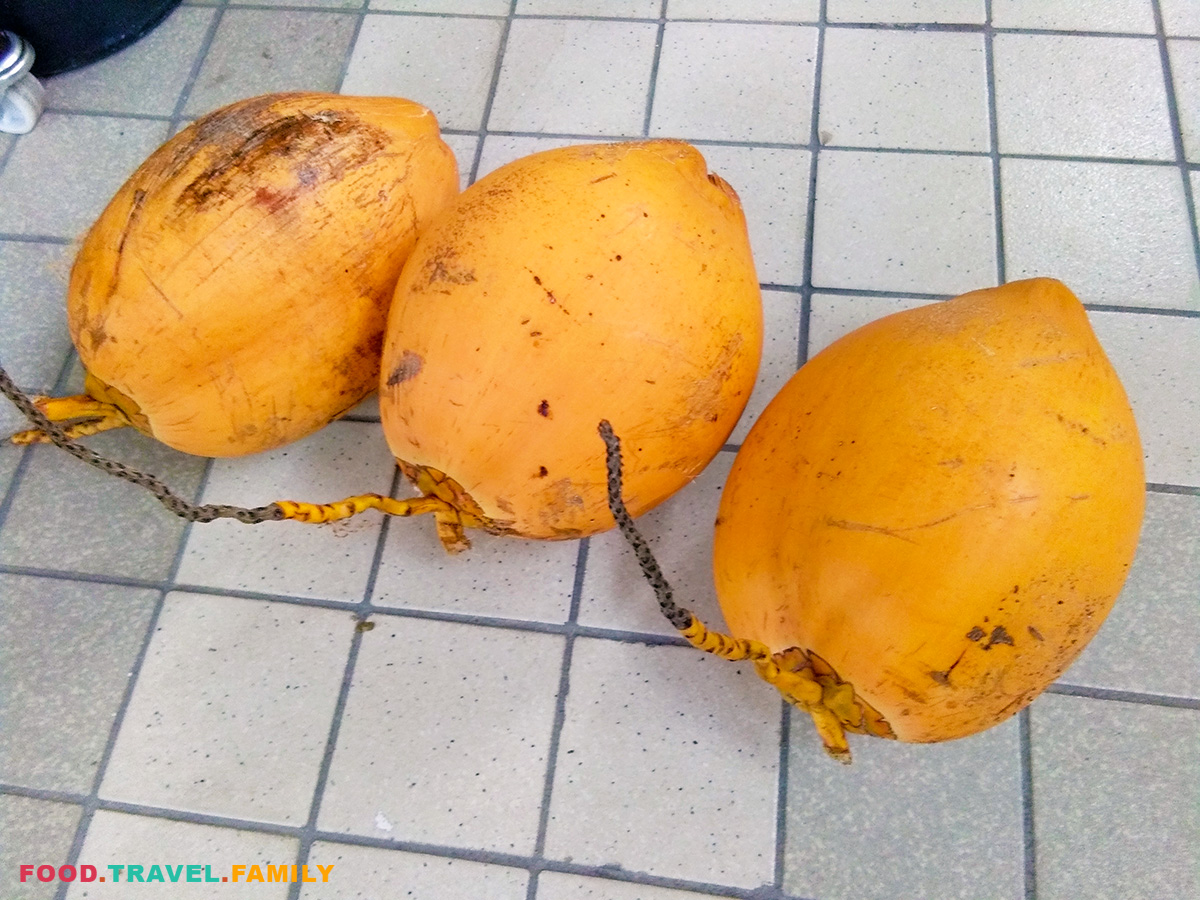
[729,288,802,443]
[1030,695,1200,900]
[0,575,157,792]
[318,617,562,853]
[174,421,395,602]
[999,158,1198,311]
[519,0,661,15]
[991,0,1156,32]
[993,34,1174,160]
[826,0,986,24]
[1059,492,1200,699]
[818,28,989,151]
[233,0,361,7]
[0,240,73,393]
[0,114,168,239]
[698,144,810,287]
[0,427,205,580]
[1094,311,1200,489]
[373,0,509,11]
[488,18,658,136]
[1169,39,1200,163]
[342,14,504,132]
[440,131,481,187]
[650,23,817,144]
[66,810,298,898]
[101,591,352,825]
[538,871,741,899]
[783,716,1023,900]
[580,449,731,636]
[41,6,215,115]
[667,0,819,19]
[544,639,780,889]
[811,150,997,294]
[0,795,83,900]
[807,292,935,356]
[183,9,359,117]
[299,844,529,899]
[371,522,578,622]
[476,133,597,178]
[1161,0,1200,36]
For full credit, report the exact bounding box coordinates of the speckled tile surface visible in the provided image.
[1,4,1197,899]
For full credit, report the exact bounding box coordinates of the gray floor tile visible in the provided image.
[0,114,168,239]
[543,638,780,889]
[1031,695,1200,900]
[371,521,578,622]
[0,795,84,900]
[729,288,802,443]
[317,617,563,853]
[581,449,732,637]
[993,33,1174,160]
[819,28,989,152]
[697,144,810,287]
[1089,309,1200,487]
[0,574,157,792]
[300,844,529,899]
[1170,38,1200,164]
[174,421,395,602]
[538,871,742,899]
[1162,0,1200,35]
[41,6,216,116]
[0,427,206,580]
[784,717,1024,900]
[811,149,997,294]
[0,240,73,392]
[807,293,935,356]
[667,0,820,19]
[183,8,360,117]
[990,0,1157,32]
[100,592,353,825]
[826,0,986,24]
[1000,158,1198,312]
[650,22,817,144]
[341,14,505,132]
[65,810,298,898]
[374,0,510,11]
[520,0,660,14]
[488,18,658,136]
[1059,492,1200,698]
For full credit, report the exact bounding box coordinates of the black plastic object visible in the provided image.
[0,0,183,76]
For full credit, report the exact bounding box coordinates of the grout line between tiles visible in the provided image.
[984,0,1006,284]
[772,699,792,891]
[283,461,405,900]
[466,0,519,186]
[0,351,79,539]
[0,780,816,900]
[638,0,667,138]
[1151,0,1200,286]
[332,0,371,93]
[1045,683,1200,709]
[169,0,226,125]
[1018,706,1037,900]
[526,537,590,900]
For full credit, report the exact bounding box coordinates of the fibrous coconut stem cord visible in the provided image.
[597,419,854,763]
[0,362,464,531]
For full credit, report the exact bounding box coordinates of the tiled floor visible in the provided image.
[1,2,1198,899]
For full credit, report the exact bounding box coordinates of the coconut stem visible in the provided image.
[8,393,131,445]
[597,419,853,763]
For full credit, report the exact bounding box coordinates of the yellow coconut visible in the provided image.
[16,92,459,457]
[376,140,763,550]
[707,278,1144,758]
